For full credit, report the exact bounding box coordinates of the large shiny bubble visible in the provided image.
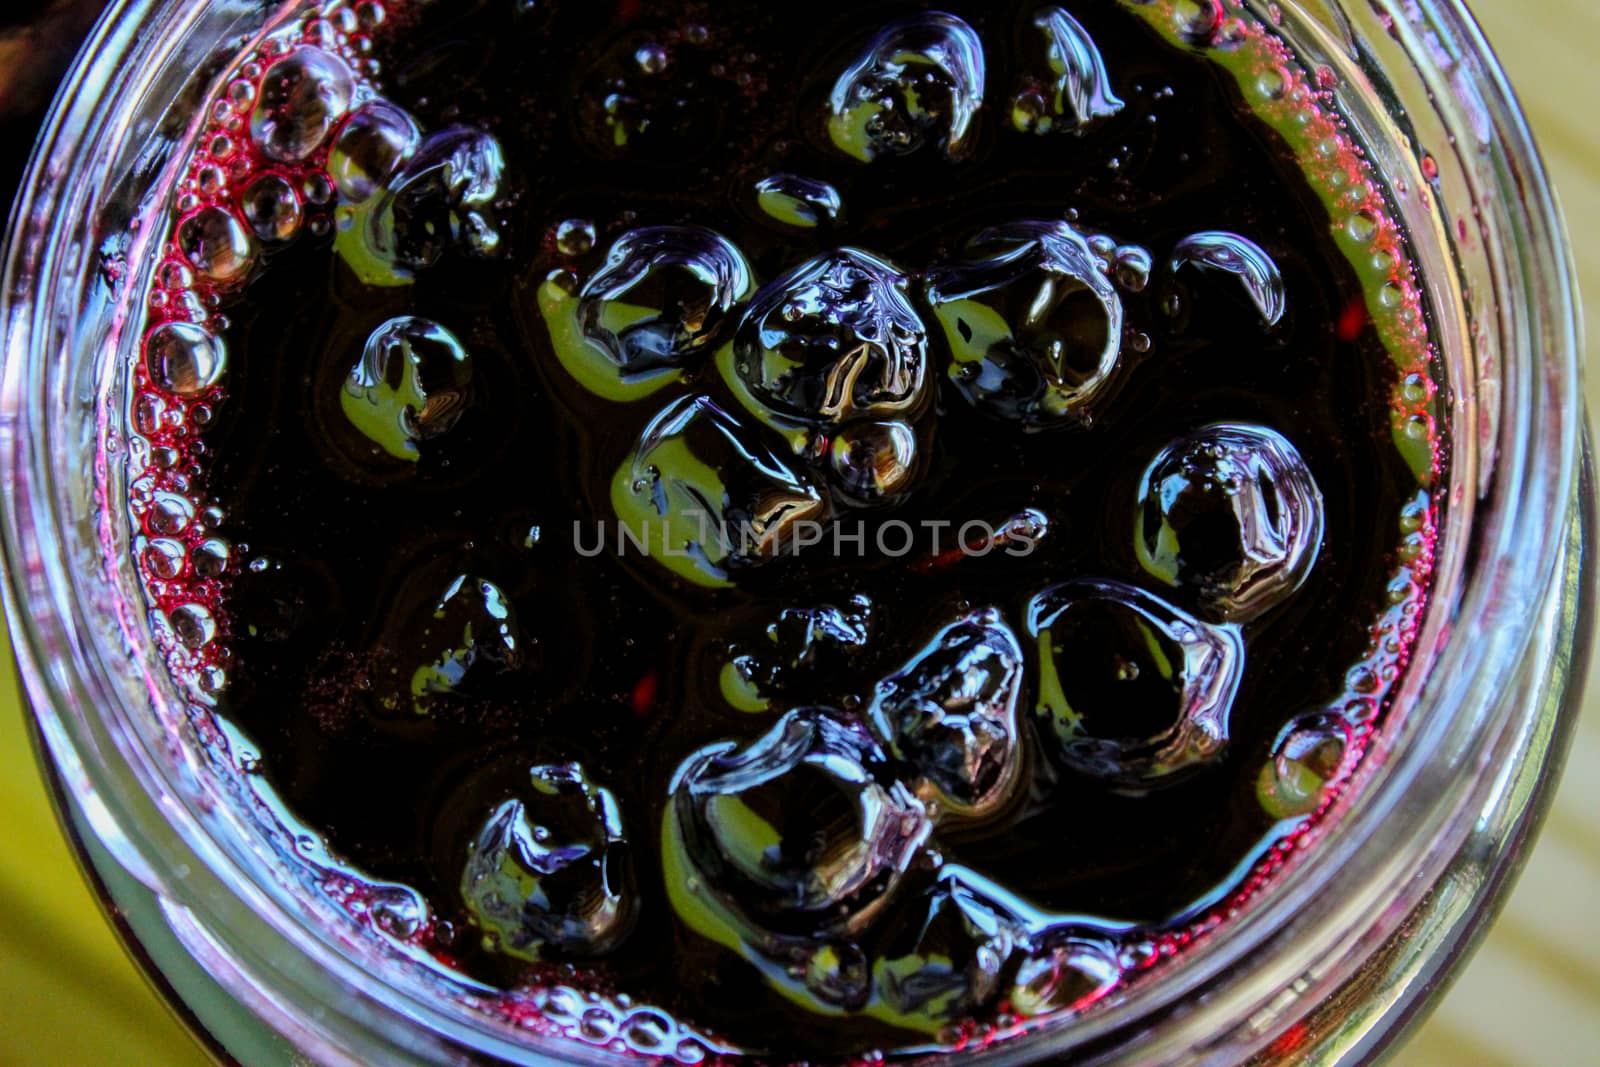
[328,99,422,202]
[337,125,507,286]
[669,707,931,939]
[461,762,636,959]
[865,608,1026,819]
[250,47,355,163]
[611,395,827,588]
[1167,230,1286,327]
[1027,579,1244,791]
[145,321,226,396]
[926,220,1124,430]
[574,226,754,382]
[341,316,472,462]
[828,13,987,163]
[1134,423,1323,621]
[731,248,929,428]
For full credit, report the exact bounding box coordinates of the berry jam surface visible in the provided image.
[120,0,1443,1060]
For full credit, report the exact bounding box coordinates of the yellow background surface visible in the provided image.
[0,1,1595,1063]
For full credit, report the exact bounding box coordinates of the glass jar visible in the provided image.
[1,0,1588,1063]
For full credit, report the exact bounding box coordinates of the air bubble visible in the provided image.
[866,608,1026,818]
[251,48,355,162]
[669,708,931,936]
[461,762,636,958]
[145,321,226,396]
[342,316,473,461]
[1135,423,1323,621]
[242,174,304,243]
[328,99,421,201]
[732,247,929,426]
[1255,66,1288,101]
[1169,231,1286,326]
[1257,715,1349,819]
[195,165,225,195]
[143,539,186,580]
[303,173,336,206]
[192,539,231,578]
[1345,211,1378,243]
[555,218,596,256]
[635,44,668,75]
[157,260,194,291]
[1400,372,1432,405]
[148,492,196,536]
[828,13,987,163]
[754,174,843,230]
[1113,245,1152,291]
[613,395,825,586]
[1028,578,1245,790]
[566,226,754,390]
[1173,0,1224,45]
[171,603,217,649]
[925,220,1124,429]
[177,206,256,283]
[828,421,920,507]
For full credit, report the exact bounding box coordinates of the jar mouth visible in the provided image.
[0,1,1583,1064]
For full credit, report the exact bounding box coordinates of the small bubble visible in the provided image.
[1345,211,1378,243]
[157,260,194,291]
[1400,372,1432,405]
[192,539,230,577]
[147,495,195,537]
[177,205,256,282]
[171,604,217,650]
[145,321,226,396]
[1088,232,1117,265]
[200,666,228,695]
[1173,0,1223,42]
[328,99,421,201]
[555,218,596,256]
[1255,66,1288,101]
[1113,244,1152,291]
[635,44,668,75]
[195,165,225,196]
[143,539,186,580]
[1378,281,1405,309]
[303,172,335,205]
[242,174,304,243]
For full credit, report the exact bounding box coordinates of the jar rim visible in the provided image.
[0,1,1584,1063]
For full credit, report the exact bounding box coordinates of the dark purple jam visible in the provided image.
[123,0,1442,1059]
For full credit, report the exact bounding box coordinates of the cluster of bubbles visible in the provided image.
[128,2,513,701]
[118,0,1444,1051]
[531,11,1304,591]
[508,984,728,1064]
[661,604,1158,1031]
